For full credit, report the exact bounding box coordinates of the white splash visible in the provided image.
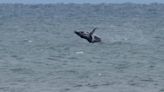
[75,51,84,54]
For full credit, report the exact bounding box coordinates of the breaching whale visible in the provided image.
[74,28,101,43]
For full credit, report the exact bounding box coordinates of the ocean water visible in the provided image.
[0,3,164,92]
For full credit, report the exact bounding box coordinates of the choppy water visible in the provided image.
[0,3,164,92]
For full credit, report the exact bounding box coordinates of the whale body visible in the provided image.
[74,28,101,43]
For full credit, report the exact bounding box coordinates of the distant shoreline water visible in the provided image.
[0,2,164,5]
[0,3,164,19]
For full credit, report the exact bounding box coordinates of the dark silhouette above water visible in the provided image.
[74,28,101,43]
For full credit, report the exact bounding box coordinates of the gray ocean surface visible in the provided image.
[0,3,164,92]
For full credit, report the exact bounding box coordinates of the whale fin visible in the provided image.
[89,28,97,36]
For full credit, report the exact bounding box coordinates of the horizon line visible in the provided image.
[0,2,164,5]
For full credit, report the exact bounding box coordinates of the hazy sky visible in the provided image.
[0,0,164,4]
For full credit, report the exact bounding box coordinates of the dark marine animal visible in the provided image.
[74,28,101,43]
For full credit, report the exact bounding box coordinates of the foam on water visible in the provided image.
[75,51,84,54]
